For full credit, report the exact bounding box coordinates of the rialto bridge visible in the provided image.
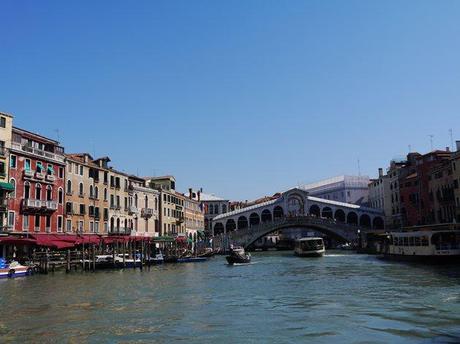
[211,188,384,238]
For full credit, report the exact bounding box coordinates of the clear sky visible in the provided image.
[1,1,460,200]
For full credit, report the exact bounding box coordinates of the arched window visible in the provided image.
[46,185,52,201]
[79,183,84,196]
[9,178,15,198]
[24,181,30,199]
[90,185,94,198]
[67,180,72,193]
[58,188,63,204]
[134,194,138,208]
[95,186,99,199]
[35,183,42,200]
[104,188,108,201]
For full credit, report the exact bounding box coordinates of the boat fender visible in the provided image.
[8,269,15,278]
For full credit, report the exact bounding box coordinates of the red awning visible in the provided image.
[0,237,37,246]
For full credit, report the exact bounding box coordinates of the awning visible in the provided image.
[0,182,15,192]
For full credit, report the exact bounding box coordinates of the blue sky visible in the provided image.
[1,1,460,200]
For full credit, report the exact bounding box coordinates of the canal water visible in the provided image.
[1,251,460,343]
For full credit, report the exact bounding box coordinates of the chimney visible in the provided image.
[197,191,201,202]
[456,140,460,152]
[188,188,192,199]
[446,147,450,152]
[378,168,383,178]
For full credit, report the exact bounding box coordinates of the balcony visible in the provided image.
[176,216,185,224]
[11,142,65,163]
[66,190,73,196]
[42,200,58,211]
[141,208,155,218]
[45,174,56,182]
[128,206,138,215]
[23,199,42,209]
[23,169,34,178]
[35,172,45,180]
[108,227,132,235]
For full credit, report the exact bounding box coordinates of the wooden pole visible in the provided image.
[92,244,96,271]
[140,240,144,271]
[66,249,71,273]
[122,241,126,268]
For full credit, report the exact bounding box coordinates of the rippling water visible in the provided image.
[1,251,460,343]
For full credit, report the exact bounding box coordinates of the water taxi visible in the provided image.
[0,259,33,278]
[382,228,460,263]
[294,237,325,257]
[226,247,251,265]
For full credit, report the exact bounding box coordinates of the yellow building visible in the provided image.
[0,112,14,231]
[185,188,205,241]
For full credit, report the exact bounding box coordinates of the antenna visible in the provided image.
[357,159,361,176]
[428,134,434,151]
[449,129,454,151]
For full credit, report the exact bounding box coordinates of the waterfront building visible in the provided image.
[8,127,65,233]
[453,141,460,223]
[64,153,107,234]
[127,176,160,237]
[300,175,370,205]
[0,112,14,231]
[399,150,451,226]
[368,169,385,210]
[185,189,205,241]
[429,159,455,224]
[145,176,185,236]
[187,188,230,233]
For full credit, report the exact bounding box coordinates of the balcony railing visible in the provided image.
[108,227,132,235]
[11,142,65,163]
[43,200,58,211]
[24,169,34,178]
[23,199,42,209]
[45,174,56,182]
[128,206,138,215]
[141,208,155,218]
[35,172,45,180]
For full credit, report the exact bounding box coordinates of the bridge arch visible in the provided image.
[322,207,333,219]
[249,213,260,226]
[273,206,284,219]
[373,216,384,229]
[214,222,224,235]
[334,209,345,222]
[261,209,272,223]
[347,211,358,225]
[309,204,320,217]
[226,219,236,232]
[238,216,248,229]
[360,214,371,228]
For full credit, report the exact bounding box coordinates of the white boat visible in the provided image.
[0,260,33,278]
[114,254,141,268]
[147,253,164,264]
[382,229,460,263]
[294,237,325,257]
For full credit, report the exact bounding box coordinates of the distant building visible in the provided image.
[452,141,460,223]
[300,175,370,205]
[184,189,205,241]
[187,188,229,233]
[0,112,14,232]
[429,159,455,224]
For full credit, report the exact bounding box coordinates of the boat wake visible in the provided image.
[227,262,258,266]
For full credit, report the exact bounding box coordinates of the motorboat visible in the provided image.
[0,259,33,278]
[226,247,251,265]
[197,248,214,258]
[381,229,460,263]
[114,254,141,268]
[147,253,165,264]
[294,237,325,257]
[94,255,114,269]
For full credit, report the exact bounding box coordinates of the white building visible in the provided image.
[300,175,370,205]
[187,188,229,233]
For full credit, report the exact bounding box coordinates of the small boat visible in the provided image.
[95,255,114,269]
[114,254,141,268]
[294,237,325,257]
[177,256,207,263]
[147,253,165,264]
[197,248,214,258]
[381,228,460,263]
[226,247,251,265]
[0,259,33,278]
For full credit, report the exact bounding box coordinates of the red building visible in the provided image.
[399,150,451,226]
[8,127,65,233]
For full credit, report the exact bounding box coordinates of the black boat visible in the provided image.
[226,247,251,265]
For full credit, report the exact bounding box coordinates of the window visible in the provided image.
[116,196,120,208]
[35,215,40,231]
[10,155,17,168]
[36,161,44,173]
[104,188,108,201]
[0,162,5,176]
[46,185,52,201]
[25,159,31,171]
[80,204,85,215]
[66,202,72,215]
[66,219,72,232]
[95,186,99,199]
[79,183,84,196]
[89,221,94,233]
[79,165,84,176]
[58,167,64,178]
[78,221,84,232]
[24,182,30,199]
[67,162,72,173]
[67,180,72,194]
[57,216,63,232]
[104,222,108,233]
[0,116,5,128]
[45,215,51,232]
[58,188,63,204]
[90,185,94,198]
[74,164,78,174]
[47,164,54,175]
[95,221,99,233]
[35,184,42,200]
[104,208,109,221]
[23,215,29,231]
[9,178,15,198]
[8,211,15,228]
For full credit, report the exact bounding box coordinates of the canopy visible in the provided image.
[0,182,15,192]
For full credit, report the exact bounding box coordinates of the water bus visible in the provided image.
[382,226,460,263]
[294,237,325,257]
